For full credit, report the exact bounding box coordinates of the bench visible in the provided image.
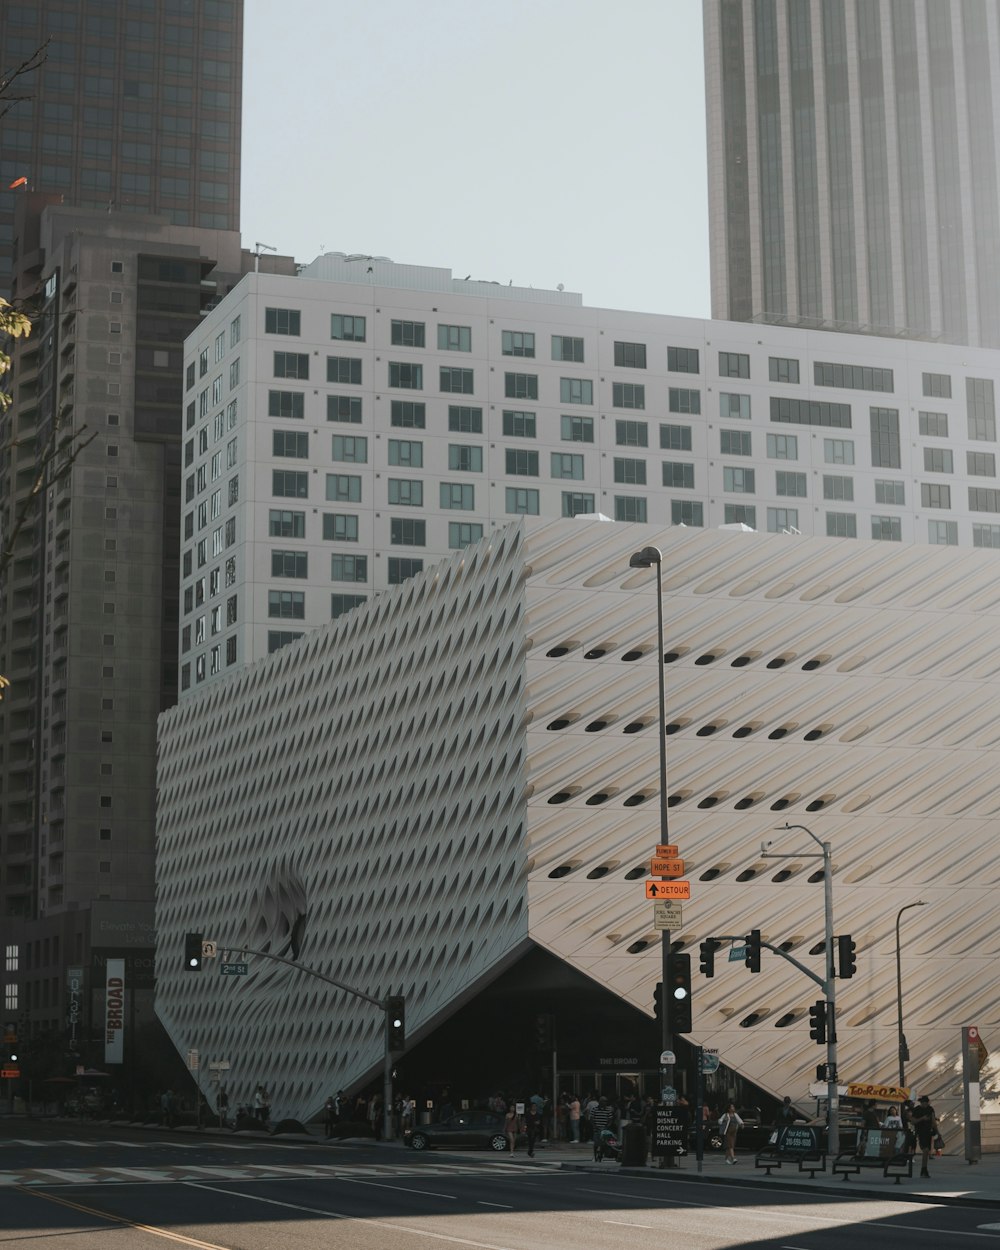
[833,1129,913,1185]
[755,1126,826,1178]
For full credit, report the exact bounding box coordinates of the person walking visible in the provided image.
[589,1096,615,1161]
[719,1103,743,1164]
[912,1094,938,1178]
[568,1092,581,1143]
[524,1100,541,1157]
[504,1104,519,1154]
[324,1096,336,1138]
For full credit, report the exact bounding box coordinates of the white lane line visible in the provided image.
[477,1202,514,1209]
[604,1220,657,1229]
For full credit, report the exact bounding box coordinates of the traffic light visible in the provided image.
[744,929,761,974]
[808,1000,827,1044]
[387,995,405,1051]
[534,1013,554,1050]
[666,952,693,1033]
[699,939,717,978]
[653,980,663,1022]
[837,934,857,979]
[184,932,203,972]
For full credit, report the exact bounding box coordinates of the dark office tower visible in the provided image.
[704,0,1000,349]
[0,0,243,294]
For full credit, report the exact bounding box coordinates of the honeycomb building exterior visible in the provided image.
[157,517,999,1134]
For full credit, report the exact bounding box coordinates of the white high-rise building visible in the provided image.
[179,254,1000,695]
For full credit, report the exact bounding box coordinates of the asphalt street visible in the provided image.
[2,1124,1000,1250]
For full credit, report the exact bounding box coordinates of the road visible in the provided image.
[2,1124,999,1249]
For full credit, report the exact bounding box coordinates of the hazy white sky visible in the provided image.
[241,0,709,318]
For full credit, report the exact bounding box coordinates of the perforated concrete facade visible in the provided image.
[158,518,998,1128]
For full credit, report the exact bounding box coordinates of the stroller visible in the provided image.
[594,1126,622,1162]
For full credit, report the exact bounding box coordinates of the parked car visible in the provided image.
[405,1110,508,1152]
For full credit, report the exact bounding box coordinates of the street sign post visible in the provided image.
[187,1049,199,1070]
[650,857,685,877]
[728,944,748,962]
[653,901,683,929]
[220,962,249,976]
[655,844,679,859]
[659,1050,676,1066]
[652,1106,687,1155]
[700,1049,720,1074]
[645,880,691,900]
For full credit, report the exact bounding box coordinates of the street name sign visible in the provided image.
[650,857,685,877]
[655,844,679,859]
[653,901,683,929]
[645,879,691,900]
[728,944,748,962]
[220,962,249,976]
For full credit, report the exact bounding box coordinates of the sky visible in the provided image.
[241,0,710,319]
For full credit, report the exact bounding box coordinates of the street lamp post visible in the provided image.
[628,547,673,1101]
[895,901,927,1089]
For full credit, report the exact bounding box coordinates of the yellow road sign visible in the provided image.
[645,879,691,900]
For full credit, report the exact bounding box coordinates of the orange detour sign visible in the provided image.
[650,857,685,877]
[645,879,691,900]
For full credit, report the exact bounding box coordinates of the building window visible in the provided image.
[920,482,951,509]
[551,452,585,480]
[968,451,996,477]
[923,447,953,474]
[331,554,368,582]
[822,475,854,502]
[389,362,423,389]
[724,466,755,493]
[660,424,692,451]
[506,487,539,515]
[767,507,799,532]
[870,408,901,468]
[724,503,756,527]
[767,433,798,459]
[972,523,1000,548]
[561,414,593,442]
[273,430,308,458]
[720,392,750,420]
[919,411,948,437]
[776,471,807,497]
[437,323,471,352]
[387,478,423,506]
[928,520,958,545]
[560,377,593,404]
[331,594,367,618]
[328,395,362,423]
[663,462,695,489]
[390,400,426,428]
[505,372,538,399]
[449,521,484,548]
[389,439,423,468]
[323,513,359,541]
[669,388,700,414]
[506,448,539,476]
[814,361,894,391]
[440,366,474,394]
[269,510,305,538]
[823,439,855,465]
[326,474,362,502]
[328,356,362,385]
[387,556,424,584]
[448,444,483,472]
[448,405,483,433]
[271,550,308,578]
[768,356,800,383]
[273,351,308,379]
[562,491,595,517]
[922,372,951,398]
[331,434,367,463]
[719,351,750,378]
[874,479,905,505]
[440,482,475,510]
[826,512,857,537]
[265,307,300,335]
[720,429,751,455]
[391,320,425,347]
[612,382,645,409]
[272,469,307,498]
[230,315,241,346]
[552,335,584,362]
[389,518,426,545]
[667,346,699,373]
[672,499,704,526]
[502,330,535,357]
[614,341,646,369]
[503,410,536,438]
[615,419,648,447]
[268,589,305,618]
[614,496,647,522]
[872,516,902,541]
[967,377,997,441]
[613,457,646,485]
[331,313,366,341]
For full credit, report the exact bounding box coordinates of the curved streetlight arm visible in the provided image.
[895,901,928,1088]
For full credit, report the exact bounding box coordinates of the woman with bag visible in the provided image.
[719,1103,743,1164]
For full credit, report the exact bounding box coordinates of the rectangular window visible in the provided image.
[506,448,539,475]
[439,482,475,510]
[551,452,585,479]
[719,350,750,378]
[823,438,855,465]
[269,509,305,538]
[724,466,755,493]
[331,553,368,582]
[387,478,422,506]
[331,593,367,617]
[613,457,646,485]
[929,519,958,545]
[273,430,308,458]
[268,589,305,619]
[768,356,800,383]
[560,377,593,404]
[391,320,425,347]
[660,424,692,451]
[390,400,426,428]
[449,521,484,548]
[968,451,996,477]
[767,507,800,532]
[614,496,648,522]
[663,462,695,489]
[612,381,645,409]
[437,323,471,352]
[502,410,536,437]
[921,482,951,509]
[814,361,894,391]
[669,388,701,414]
[330,313,366,341]
[332,434,368,463]
[872,516,902,542]
[776,470,807,497]
[767,433,798,459]
[870,407,901,468]
[229,358,240,388]
[440,366,474,394]
[387,556,424,584]
[922,371,952,398]
[388,439,423,468]
[720,392,751,420]
[327,356,362,385]
[874,479,905,505]
[724,503,757,527]
[973,523,1000,548]
[265,307,300,336]
[328,395,362,423]
[272,469,308,498]
[614,341,646,369]
[561,414,594,442]
[502,330,535,357]
[823,474,854,501]
[505,372,538,399]
[389,361,423,389]
[448,444,483,472]
[268,630,304,653]
[919,411,948,437]
[271,549,308,578]
[326,473,362,502]
[505,486,540,515]
[323,513,359,541]
[447,405,483,433]
[273,351,308,379]
[615,419,648,447]
[667,346,699,373]
[389,518,426,545]
[562,491,595,517]
[771,397,852,428]
[552,335,584,362]
[720,429,751,455]
[230,315,241,346]
[967,377,996,440]
[923,447,953,473]
[826,511,857,537]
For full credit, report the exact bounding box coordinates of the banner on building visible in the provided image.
[67,966,84,1048]
[104,958,125,1064]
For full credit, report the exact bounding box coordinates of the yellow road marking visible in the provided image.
[17,1186,232,1250]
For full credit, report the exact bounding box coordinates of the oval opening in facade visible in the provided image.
[584,647,606,660]
[621,649,644,662]
[547,718,572,731]
[546,645,570,658]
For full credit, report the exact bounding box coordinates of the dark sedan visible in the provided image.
[405,1110,509,1152]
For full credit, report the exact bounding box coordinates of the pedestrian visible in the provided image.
[719,1103,743,1164]
[912,1094,938,1178]
[582,1093,598,1143]
[160,1088,175,1129]
[401,1093,415,1132]
[589,1096,614,1161]
[901,1099,916,1155]
[253,1084,266,1123]
[862,1100,881,1130]
[524,1100,541,1157]
[216,1086,229,1127]
[777,1096,796,1126]
[369,1093,383,1140]
[568,1092,581,1143]
[504,1104,519,1153]
[334,1089,345,1122]
[324,1096,336,1138]
[883,1105,903,1130]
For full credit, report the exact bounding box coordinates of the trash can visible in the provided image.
[621,1121,647,1166]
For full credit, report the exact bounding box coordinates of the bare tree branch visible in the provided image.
[0,38,49,123]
